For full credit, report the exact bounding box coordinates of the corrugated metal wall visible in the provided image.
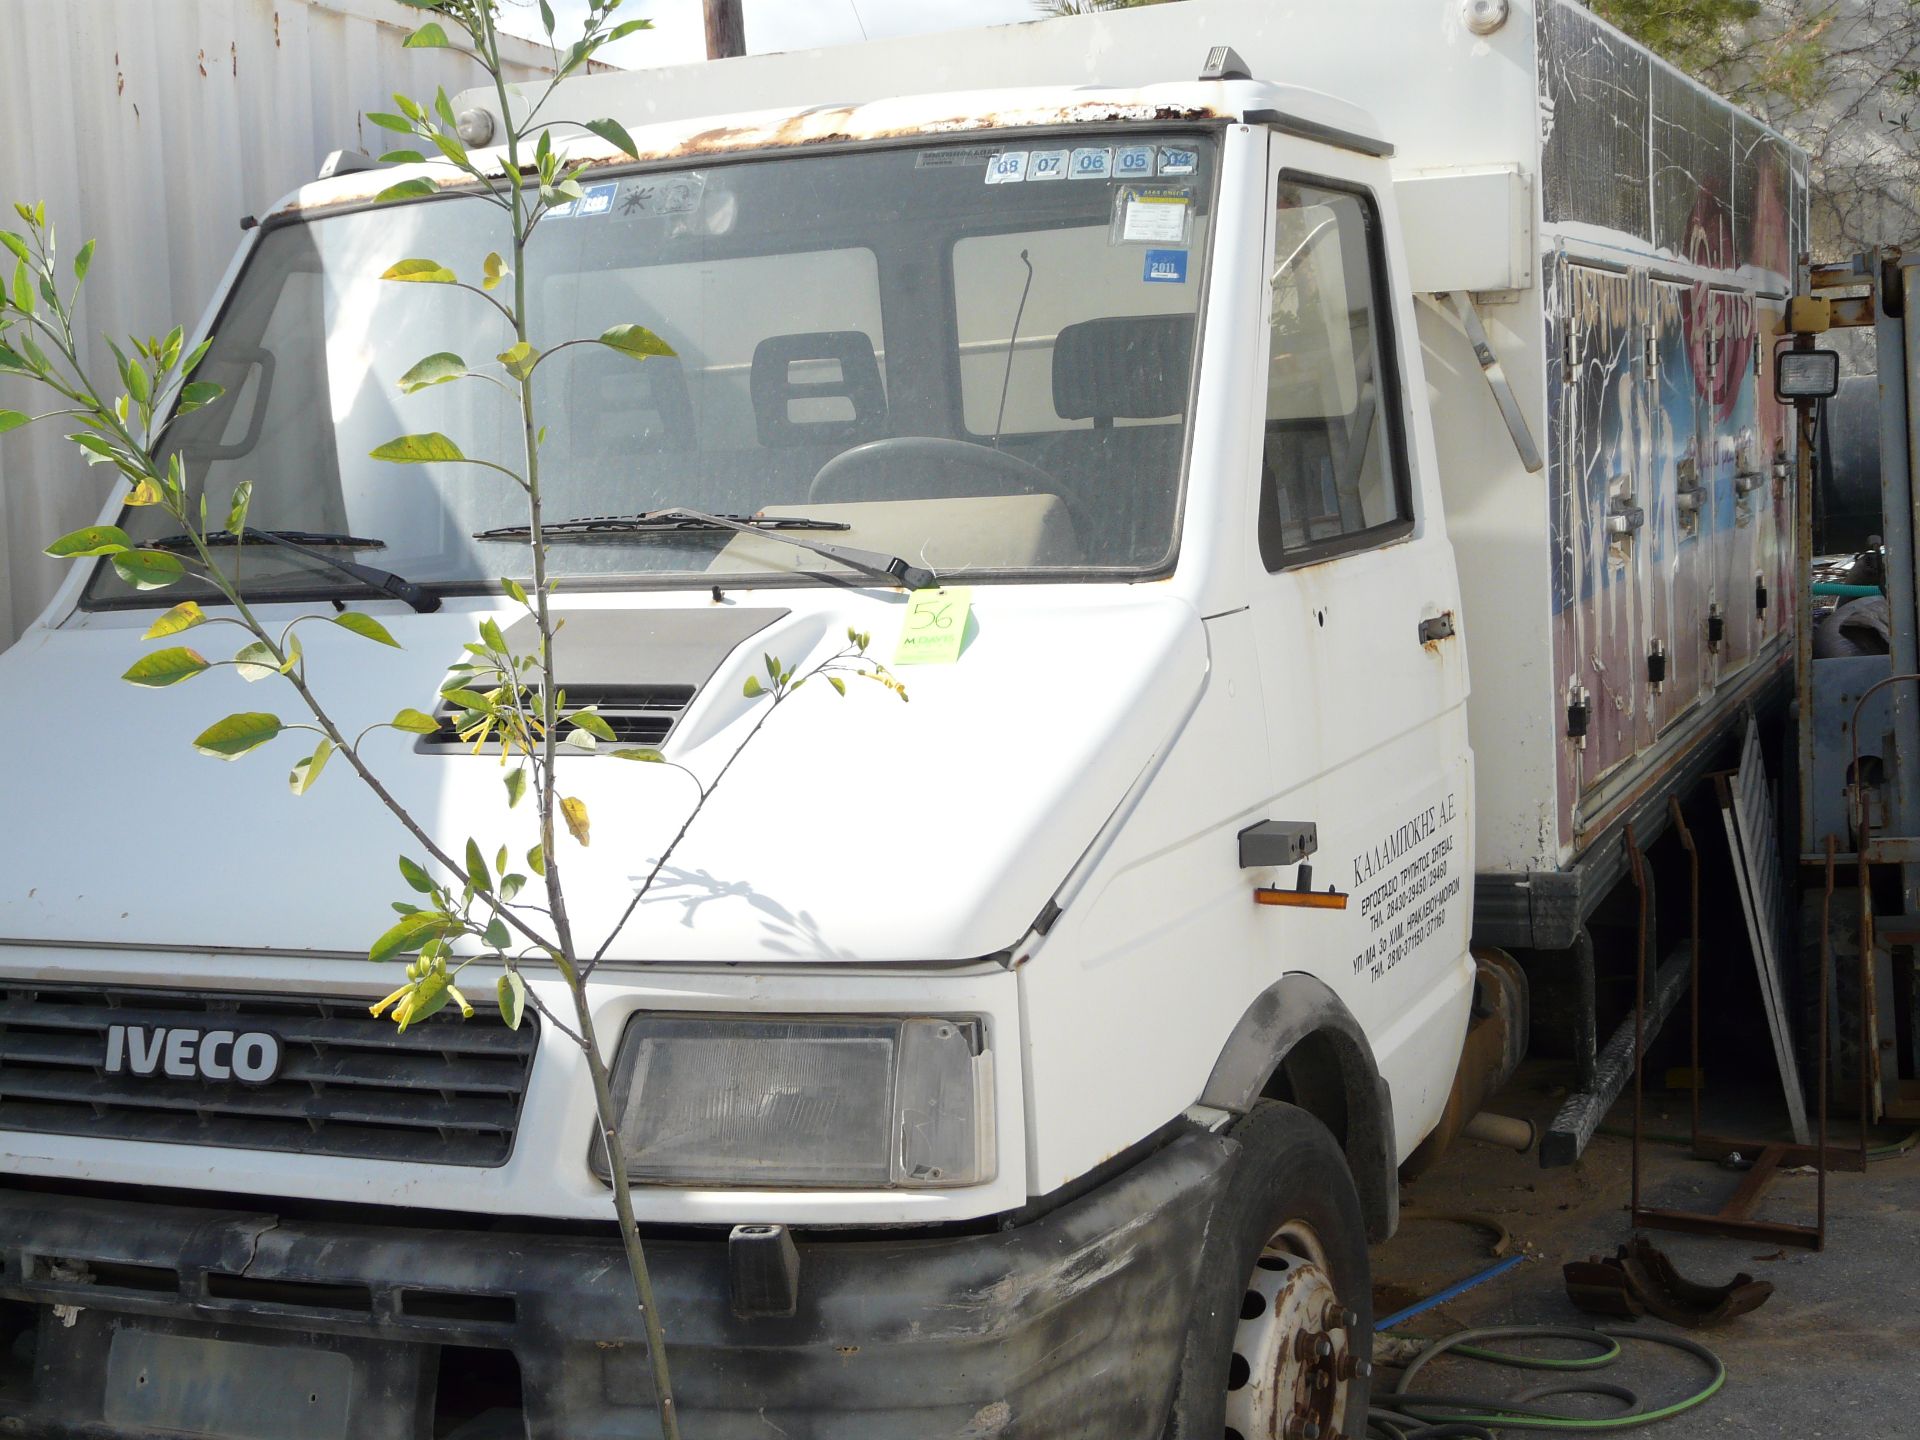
[0,0,560,643]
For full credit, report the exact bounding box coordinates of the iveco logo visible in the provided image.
[103,1025,283,1084]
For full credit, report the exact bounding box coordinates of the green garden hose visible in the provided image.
[1366,1325,1725,1438]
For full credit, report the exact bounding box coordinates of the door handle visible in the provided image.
[1606,503,1646,535]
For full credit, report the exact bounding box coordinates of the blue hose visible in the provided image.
[1375,1254,1528,1331]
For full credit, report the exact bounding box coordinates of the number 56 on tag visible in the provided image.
[894,586,972,665]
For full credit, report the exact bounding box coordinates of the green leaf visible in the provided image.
[607,18,654,40]
[290,738,333,795]
[395,92,427,123]
[764,652,780,681]
[390,707,440,735]
[379,149,427,165]
[397,351,468,393]
[370,432,463,463]
[483,917,510,950]
[192,711,282,760]
[331,611,400,647]
[72,238,95,282]
[375,178,439,204]
[568,710,617,742]
[122,646,210,687]
[233,640,281,682]
[0,409,30,435]
[398,855,436,893]
[403,20,449,47]
[439,687,491,710]
[465,837,492,894]
[143,601,206,639]
[176,380,223,413]
[583,117,639,156]
[538,0,556,34]
[499,872,525,903]
[434,85,458,130]
[742,674,763,698]
[482,252,507,292]
[500,575,526,604]
[399,973,451,1029]
[498,971,526,1030]
[380,257,456,284]
[565,728,598,752]
[0,230,28,265]
[111,549,185,590]
[366,110,415,133]
[0,344,35,374]
[46,524,131,558]
[829,674,847,696]
[227,480,253,534]
[527,842,546,877]
[11,257,33,315]
[497,341,538,380]
[125,361,150,405]
[505,765,528,808]
[369,909,454,964]
[610,747,664,762]
[598,323,675,363]
[477,616,506,652]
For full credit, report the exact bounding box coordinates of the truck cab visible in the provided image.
[22,2,1804,1436]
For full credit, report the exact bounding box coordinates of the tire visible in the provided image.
[1162,1100,1374,1440]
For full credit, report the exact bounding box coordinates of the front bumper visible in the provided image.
[0,1129,1232,1439]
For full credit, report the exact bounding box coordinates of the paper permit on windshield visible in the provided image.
[895,587,973,665]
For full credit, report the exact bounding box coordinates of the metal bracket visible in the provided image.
[1423,290,1545,473]
[1238,819,1318,869]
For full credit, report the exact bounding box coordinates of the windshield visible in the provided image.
[85,133,1217,608]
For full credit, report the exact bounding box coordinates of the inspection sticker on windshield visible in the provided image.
[1070,147,1114,180]
[895,586,972,666]
[1158,146,1199,176]
[1115,144,1157,179]
[1029,149,1069,181]
[549,181,618,220]
[1143,249,1189,284]
[985,151,1030,184]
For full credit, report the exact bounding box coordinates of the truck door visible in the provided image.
[1246,159,1472,1137]
[1651,278,1708,725]
[1552,260,1650,797]
[1708,286,1763,677]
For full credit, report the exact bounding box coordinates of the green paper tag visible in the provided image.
[894,586,972,665]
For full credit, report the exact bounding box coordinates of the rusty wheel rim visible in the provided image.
[1222,1220,1359,1440]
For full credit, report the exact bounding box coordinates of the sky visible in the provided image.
[495,0,1047,69]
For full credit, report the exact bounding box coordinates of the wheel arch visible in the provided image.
[1198,974,1398,1242]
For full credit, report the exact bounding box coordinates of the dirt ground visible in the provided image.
[1369,1063,1920,1437]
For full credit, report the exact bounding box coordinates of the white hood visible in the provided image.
[0,586,1208,965]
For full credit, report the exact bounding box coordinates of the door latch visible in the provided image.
[1419,613,1456,644]
[1567,685,1592,747]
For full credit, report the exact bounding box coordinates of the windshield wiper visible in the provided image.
[475,508,937,591]
[148,528,441,613]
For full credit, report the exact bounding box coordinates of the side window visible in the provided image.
[1258,178,1411,569]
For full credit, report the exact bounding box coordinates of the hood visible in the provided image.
[0,586,1207,965]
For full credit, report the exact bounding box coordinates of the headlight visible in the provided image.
[594,1014,995,1189]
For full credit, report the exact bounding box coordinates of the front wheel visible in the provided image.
[1163,1101,1373,1440]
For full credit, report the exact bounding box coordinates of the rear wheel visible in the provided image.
[1163,1101,1372,1440]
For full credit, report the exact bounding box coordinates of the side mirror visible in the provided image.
[1775,348,1839,402]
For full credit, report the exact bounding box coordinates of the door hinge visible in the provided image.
[1647,639,1667,691]
[1707,603,1725,653]
[1756,575,1769,615]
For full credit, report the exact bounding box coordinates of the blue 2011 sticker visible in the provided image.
[1143,248,1188,283]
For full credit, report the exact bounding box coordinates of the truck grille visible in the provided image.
[0,984,537,1168]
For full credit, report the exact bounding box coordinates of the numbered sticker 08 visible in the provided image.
[985,152,1031,185]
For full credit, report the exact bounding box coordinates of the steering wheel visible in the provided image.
[808,437,1095,538]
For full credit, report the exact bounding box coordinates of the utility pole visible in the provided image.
[703,0,745,59]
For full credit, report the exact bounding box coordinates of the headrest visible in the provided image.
[574,348,694,452]
[750,331,887,448]
[1052,314,1194,422]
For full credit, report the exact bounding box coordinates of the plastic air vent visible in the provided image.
[420,683,695,752]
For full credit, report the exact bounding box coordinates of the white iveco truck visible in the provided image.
[0,2,1803,1436]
